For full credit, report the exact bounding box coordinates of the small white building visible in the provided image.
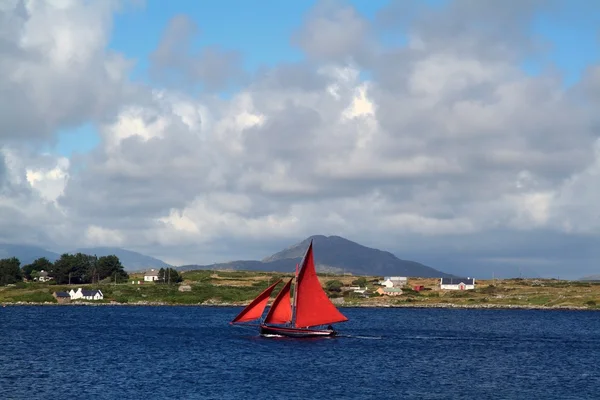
[440,277,475,290]
[380,277,406,288]
[144,269,160,282]
[37,270,52,282]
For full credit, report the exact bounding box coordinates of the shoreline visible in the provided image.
[1,301,596,311]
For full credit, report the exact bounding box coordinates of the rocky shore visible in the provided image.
[1,300,595,311]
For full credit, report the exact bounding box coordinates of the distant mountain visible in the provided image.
[73,247,171,271]
[179,235,454,278]
[0,244,60,265]
[0,244,171,271]
[580,274,600,281]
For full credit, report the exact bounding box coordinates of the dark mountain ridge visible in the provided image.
[179,235,454,278]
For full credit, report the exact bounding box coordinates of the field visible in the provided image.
[1,270,599,310]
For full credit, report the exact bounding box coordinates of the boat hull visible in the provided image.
[259,324,337,338]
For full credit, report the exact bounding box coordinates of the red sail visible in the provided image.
[230,279,282,324]
[294,241,348,328]
[264,278,293,324]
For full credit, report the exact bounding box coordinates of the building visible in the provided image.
[69,288,104,300]
[440,277,475,290]
[53,291,71,303]
[384,276,407,284]
[81,289,103,300]
[144,269,160,282]
[376,287,403,296]
[380,277,407,288]
[37,270,52,282]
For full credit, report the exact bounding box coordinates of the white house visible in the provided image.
[440,277,475,290]
[381,279,394,288]
[37,270,52,282]
[380,277,407,288]
[144,269,160,282]
[69,288,103,300]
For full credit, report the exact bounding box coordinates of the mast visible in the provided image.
[291,240,312,327]
[293,240,348,328]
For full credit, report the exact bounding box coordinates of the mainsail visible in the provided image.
[230,279,282,324]
[264,278,293,324]
[293,241,348,328]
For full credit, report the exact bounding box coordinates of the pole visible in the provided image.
[291,240,312,327]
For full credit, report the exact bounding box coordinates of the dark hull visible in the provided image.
[259,324,337,338]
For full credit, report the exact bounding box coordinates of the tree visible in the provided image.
[22,257,53,280]
[52,253,97,284]
[157,267,182,284]
[325,280,343,293]
[352,277,367,287]
[0,257,22,286]
[97,255,128,283]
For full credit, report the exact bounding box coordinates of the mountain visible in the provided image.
[179,235,455,278]
[580,274,600,281]
[0,243,171,271]
[0,244,60,265]
[73,247,171,271]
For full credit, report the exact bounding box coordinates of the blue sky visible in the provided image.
[54,0,599,157]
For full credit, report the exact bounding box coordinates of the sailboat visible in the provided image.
[230,240,348,338]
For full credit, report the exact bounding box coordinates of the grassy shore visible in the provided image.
[1,270,599,310]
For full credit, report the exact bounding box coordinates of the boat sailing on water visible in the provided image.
[230,240,348,338]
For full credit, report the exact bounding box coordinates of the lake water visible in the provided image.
[1,306,599,399]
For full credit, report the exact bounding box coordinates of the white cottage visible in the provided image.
[380,276,407,288]
[69,288,81,299]
[440,277,475,290]
[69,288,104,300]
[38,270,52,282]
[144,269,160,282]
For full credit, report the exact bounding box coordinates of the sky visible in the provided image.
[1,0,600,279]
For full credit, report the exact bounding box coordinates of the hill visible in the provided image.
[178,235,454,278]
[0,244,60,265]
[0,244,171,271]
[73,247,171,271]
[580,274,600,281]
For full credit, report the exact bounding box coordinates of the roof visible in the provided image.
[54,291,70,298]
[145,269,159,276]
[39,271,49,277]
[81,290,101,297]
[441,278,474,285]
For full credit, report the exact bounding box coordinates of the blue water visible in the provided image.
[1,306,599,399]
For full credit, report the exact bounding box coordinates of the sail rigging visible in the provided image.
[230,279,282,324]
[264,278,293,324]
[293,240,348,328]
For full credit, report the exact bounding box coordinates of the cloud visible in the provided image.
[0,0,135,144]
[149,14,245,92]
[2,0,600,278]
[291,0,375,64]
